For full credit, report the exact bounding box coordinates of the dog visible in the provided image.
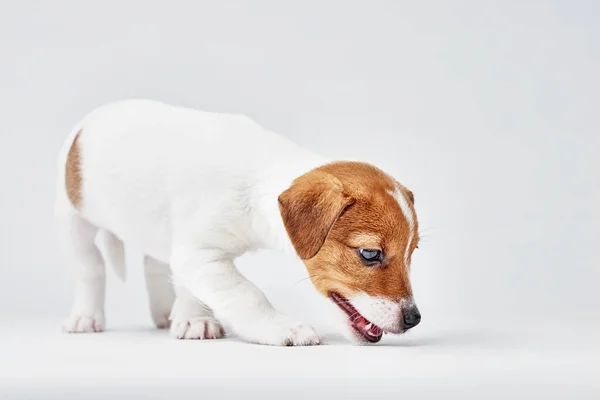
[55,99,421,345]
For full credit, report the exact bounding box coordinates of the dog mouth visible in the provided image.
[329,292,383,343]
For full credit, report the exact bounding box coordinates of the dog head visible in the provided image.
[278,161,421,343]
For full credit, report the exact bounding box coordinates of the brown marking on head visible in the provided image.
[279,161,419,302]
[278,170,355,259]
[65,131,82,208]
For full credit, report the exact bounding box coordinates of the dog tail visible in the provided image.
[97,229,126,282]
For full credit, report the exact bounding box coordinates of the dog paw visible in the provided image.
[240,315,323,346]
[170,316,225,340]
[63,313,105,333]
[151,311,172,329]
[281,324,323,346]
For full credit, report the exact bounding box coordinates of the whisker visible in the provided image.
[288,275,318,291]
[328,301,363,320]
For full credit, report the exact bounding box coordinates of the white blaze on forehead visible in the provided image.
[389,188,416,267]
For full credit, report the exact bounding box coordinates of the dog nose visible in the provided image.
[403,305,421,329]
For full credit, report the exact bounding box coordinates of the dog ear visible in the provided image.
[278,171,355,259]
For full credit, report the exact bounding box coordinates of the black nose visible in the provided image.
[403,305,421,329]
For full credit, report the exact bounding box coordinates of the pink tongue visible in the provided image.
[353,316,368,329]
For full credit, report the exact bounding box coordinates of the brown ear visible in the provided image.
[278,171,355,259]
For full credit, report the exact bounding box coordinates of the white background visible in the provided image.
[1,1,598,398]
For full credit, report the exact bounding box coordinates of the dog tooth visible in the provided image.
[365,323,372,330]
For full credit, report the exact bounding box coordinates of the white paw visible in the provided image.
[280,324,323,346]
[63,313,105,333]
[170,316,225,340]
[240,316,323,346]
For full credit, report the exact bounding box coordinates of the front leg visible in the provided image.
[171,248,322,346]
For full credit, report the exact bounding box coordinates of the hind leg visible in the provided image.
[144,255,175,329]
[57,211,106,333]
[170,286,226,340]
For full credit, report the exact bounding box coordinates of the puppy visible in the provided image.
[55,99,421,345]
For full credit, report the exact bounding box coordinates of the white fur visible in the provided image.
[169,285,224,340]
[96,230,126,281]
[143,256,175,329]
[350,292,412,334]
[55,99,329,345]
[58,212,106,333]
[389,188,416,267]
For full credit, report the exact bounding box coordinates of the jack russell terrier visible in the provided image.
[55,99,421,346]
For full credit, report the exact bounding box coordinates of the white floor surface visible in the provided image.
[1,319,597,399]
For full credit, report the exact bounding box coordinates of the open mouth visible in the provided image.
[329,292,383,343]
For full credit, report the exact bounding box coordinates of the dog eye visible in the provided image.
[358,248,382,265]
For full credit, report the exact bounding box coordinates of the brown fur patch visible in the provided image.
[279,161,419,300]
[65,131,82,208]
[278,170,355,259]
